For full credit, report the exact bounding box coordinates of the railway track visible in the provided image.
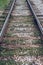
[27,0,43,35]
[0,0,43,65]
[0,0,16,41]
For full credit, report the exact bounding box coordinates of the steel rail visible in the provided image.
[0,0,16,42]
[26,0,43,35]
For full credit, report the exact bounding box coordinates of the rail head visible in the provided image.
[26,0,43,35]
[0,0,16,42]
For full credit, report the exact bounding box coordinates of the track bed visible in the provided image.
[0,0,43,65]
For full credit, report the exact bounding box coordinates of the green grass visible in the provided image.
[0,46,43,56]
[0,60,17,65]
[0,60,39,65]
[0,0,10,10]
